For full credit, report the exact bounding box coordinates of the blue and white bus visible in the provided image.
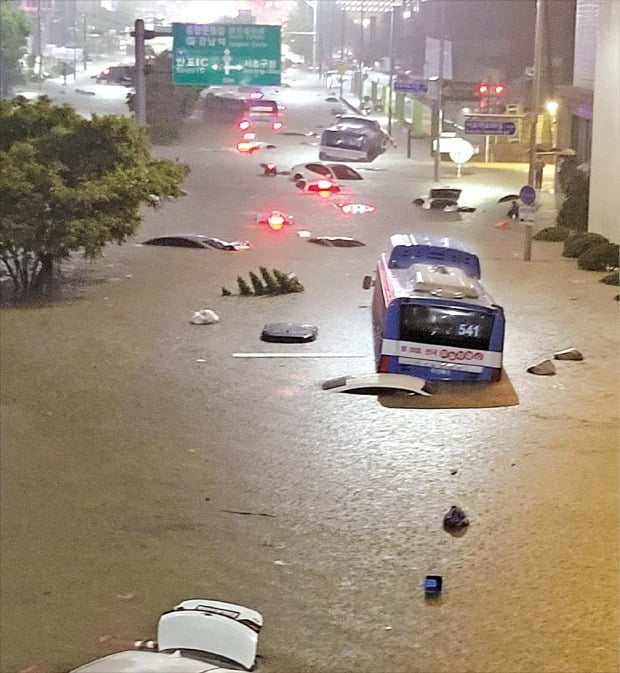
[363,234,505,382]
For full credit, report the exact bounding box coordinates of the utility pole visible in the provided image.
[37,0,43,87]
[528,0,545,186]
[359,5,365,105]
[433,1,445,182]
[311,0,318,75]
[83,14,88,71]
[339,8,346,98]
[134,19,146,125]
[387,5,395,136]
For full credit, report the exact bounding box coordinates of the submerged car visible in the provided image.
[412,188,476,213]
[288,162,363,185]
[70,599,263,672]
[143,235,250,251]
[92,64,135,85]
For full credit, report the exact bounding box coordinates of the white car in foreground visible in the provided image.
[288,161,364,186]
[70,599,263,673]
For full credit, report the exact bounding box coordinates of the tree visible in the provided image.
[0,0,31,99]
[126,51,201,144]
[0,96,189,298]
[282,0,314,64]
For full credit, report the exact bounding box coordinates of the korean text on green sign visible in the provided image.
[172,23,281,86]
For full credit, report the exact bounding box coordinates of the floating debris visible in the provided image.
[424,575,443,596]
[261,322,318,343]
[443,505,469,531]
[527,359,556,375]
[308,236,365,247]
[554,348,584,361]
[190,309,220,325]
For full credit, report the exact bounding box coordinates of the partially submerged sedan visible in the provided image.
[143,235,251,251]
[70,599,262,673]
[288,161,363,185]
[412,188,476,213]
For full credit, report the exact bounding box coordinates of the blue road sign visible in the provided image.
[394,80,428,94]
[464,119,516,135]
[519,185,536,205]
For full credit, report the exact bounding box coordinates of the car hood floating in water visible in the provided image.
[322,373,431,395]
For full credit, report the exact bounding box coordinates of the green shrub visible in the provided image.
[577,242,619,271]
[259,266,280,294]
[556,170,589,232]
[231,269,304,296]
[534,227,571,242]
[248,271,266,295]
[237,276,252,296]
[600,270,619,286]
[563,232,609,258]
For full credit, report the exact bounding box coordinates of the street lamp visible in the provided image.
[546,99,559,148]
[336,1,401,111]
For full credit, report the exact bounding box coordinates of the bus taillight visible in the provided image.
[378,355,391,373]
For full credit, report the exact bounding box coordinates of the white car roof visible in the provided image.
[69,650,228,673]
[158,611,258,670]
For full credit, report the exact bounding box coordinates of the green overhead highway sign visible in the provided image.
[172,23,281,86]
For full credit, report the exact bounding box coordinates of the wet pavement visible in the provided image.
[1,67,618,673]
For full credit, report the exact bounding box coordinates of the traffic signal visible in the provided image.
[477,83,506,111]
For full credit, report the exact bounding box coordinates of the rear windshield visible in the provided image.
[400,304,495,350]
[322,129,367,150]
[247,101,278,115]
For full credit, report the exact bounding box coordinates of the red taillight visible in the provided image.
[317,179,333,190]
[378,355,390,373]
[267,211,285,230]
[237,141,257,153]
[238,119,251,130]
[272,120,283,131]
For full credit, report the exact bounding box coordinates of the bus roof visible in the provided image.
[387,234,481,279]
[379,258,500,309]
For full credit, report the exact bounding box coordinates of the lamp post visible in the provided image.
[528,0,546,186]
[546,99,559,148]
[336,1,402,112]
[433,0,445,182]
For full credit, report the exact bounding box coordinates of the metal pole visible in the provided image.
[433,1,445,182]
[83,14,87,71]
[339,8,345,98]
[73,9,77,81]
[37,0,43,87]
[387,6,395,135]
[523,222,533,261]
[312,0,318,74]
[134,19,146,126]
[359,6,365,105]
[528,0,545,186]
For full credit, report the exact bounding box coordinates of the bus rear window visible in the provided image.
[400,304,495,350]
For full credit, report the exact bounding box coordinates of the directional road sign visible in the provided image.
[464,119,516,136]
[394,80,428,94]
[172,23,281,86]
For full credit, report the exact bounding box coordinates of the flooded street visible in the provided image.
[1,73,618,673]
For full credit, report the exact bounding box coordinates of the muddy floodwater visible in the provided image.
[1,82,619,673]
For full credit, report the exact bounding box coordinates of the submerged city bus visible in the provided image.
[363,234,505,382]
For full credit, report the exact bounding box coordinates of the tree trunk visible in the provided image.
[32,253,54,295]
